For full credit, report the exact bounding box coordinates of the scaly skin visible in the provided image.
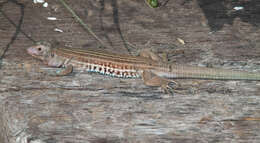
[27,42,260,80]
[27,42,260,93]
[27,42,157,78]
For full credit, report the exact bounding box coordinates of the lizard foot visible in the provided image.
[55,65,73,76]
[161,80,178,95]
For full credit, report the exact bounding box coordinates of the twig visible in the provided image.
[0,0,25,60]
[58,0,106,47]
[0,10,35,43]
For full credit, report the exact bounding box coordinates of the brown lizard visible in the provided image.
[27,42,260,94]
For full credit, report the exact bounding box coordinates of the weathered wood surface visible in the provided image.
[1,0,260,142]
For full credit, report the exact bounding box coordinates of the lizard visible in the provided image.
[27,41,260,94]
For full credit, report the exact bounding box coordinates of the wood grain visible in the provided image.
[1,0,260,142]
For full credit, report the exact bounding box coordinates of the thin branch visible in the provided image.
[58,0,106,47]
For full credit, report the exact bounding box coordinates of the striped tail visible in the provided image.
[157,64,260,80]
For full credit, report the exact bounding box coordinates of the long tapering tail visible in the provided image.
[155,64,260,80]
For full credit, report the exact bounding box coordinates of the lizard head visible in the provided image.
[27,41,53,61]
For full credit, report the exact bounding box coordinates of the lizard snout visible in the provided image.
[27,46,41,56]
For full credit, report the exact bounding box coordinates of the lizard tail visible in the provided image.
[155,64,260,81]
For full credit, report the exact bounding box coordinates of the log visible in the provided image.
[1,0,260,142]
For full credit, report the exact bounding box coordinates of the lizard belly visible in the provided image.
[67,60,141,78]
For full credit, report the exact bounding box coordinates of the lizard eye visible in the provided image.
[38,47,42,51]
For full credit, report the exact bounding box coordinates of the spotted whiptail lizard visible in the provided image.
[27,42,260,94]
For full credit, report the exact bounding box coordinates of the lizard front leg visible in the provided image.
[55,65,73,76]
[47,56,73,76]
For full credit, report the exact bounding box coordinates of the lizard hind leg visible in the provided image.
[139,49,168,62]
[142,70,178,95]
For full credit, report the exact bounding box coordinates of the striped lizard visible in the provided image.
[27,42,260,94]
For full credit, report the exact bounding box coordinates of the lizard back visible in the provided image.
[53,47,157,78]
